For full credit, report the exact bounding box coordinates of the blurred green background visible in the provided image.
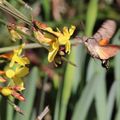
[0,0,120,120]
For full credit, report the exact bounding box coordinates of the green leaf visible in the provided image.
[59,46,84,120]
[72,45,86,94]
[85,0,98,36]
[94,66,107,120]
[53,81,62,120]
[72,74,96,120]
[113,29,120,107]
[40,0,51,21]
[107,81,116,120]
[6,98,14,120]
[14,67,39,120]
[113,29,120,120]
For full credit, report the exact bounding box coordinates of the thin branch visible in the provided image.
[7,99,24,115]
[36,106,49,120]
[0,43,42,53]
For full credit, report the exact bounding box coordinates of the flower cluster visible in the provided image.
[33,20,76,65]
[4,20,75,102]
[7,20,75,66]
[0,44,30,101]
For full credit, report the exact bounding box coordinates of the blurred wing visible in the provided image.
[93,20,116,43]
[98,38,109,45]
[96,45,120,60]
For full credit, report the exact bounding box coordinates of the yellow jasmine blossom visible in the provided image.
[9,44,30,67]
[45,25,76,62]
[5,66,29,91]
[33,20,75,62]
[48,41,59,62]
[7,24,29,42]
[1,87,12,96]
[9,29,22,42]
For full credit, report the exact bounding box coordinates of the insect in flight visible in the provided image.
[78,20,120,69]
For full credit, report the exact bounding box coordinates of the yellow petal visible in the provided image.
[13,77,24,91]
[10,30,22,42]
[10,56,29,67]
[15,66,29,77]
[22,57,30,64]
[48,42,59,62]
[65,41,71,54]
[63,27,69,35]
[5,69,15,78]
[33,29,52,44]
[69,25,76,35]
[45,27,60,37]
[1,87,12,96]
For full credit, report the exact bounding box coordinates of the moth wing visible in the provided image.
[96,45,120,60]
[98,39,109,45]
[93,20,116,44]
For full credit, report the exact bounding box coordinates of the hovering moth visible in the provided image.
[78,20,120,69]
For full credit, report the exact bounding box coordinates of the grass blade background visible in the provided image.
[59,46,82,120]
[85,0,98,36]
[94,65,107,120]
[72,45,86,94]
[72,75,96,120]
[6,99,14,120]
[107,81,116,120]
[53,81,62,120]
[114,29,120,107]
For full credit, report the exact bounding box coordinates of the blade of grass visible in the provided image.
[6,98,14,120]
[39,76,48,113]
[113,29,120,120]
[107,81,116,120]
[113,29,120,107]
[53,81,62,120]
[72,44,86,94]
[30,109,36,120]
[59,47,78,120]
[72,0,98,119]
[86,59,99,82]
[72,74,97,120]
[85,0,98,36]
[94,65,107,120]
[14,67,39,120]
[40,0,51,21]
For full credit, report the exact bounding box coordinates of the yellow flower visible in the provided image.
[48,41,59,62]
[45,25,76,62]
[3,44,30,91]
[9,44,30,67]
[33,22,75,62]
[7,24,29,42]
[0,87,25,101]
[1,87,12,96]
[5,66,29,91]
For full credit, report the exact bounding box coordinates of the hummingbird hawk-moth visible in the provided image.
[78,20,120,69]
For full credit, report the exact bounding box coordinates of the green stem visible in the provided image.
[0,43,42,53]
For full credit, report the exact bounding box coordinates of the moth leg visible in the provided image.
[101,59,109,70]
